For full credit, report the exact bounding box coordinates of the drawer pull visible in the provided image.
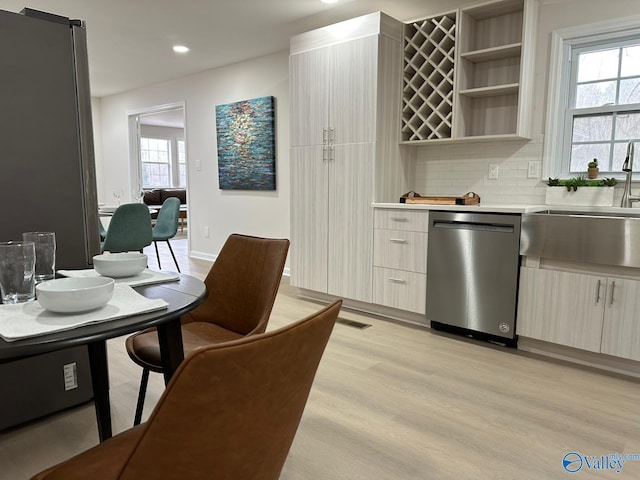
[390,238,407,244]
[390,217,408,222]
[388,278,407,284]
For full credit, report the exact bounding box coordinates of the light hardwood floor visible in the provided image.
[1,235,639,479]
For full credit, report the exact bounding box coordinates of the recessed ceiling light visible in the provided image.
[173,45,189,53]
[321,0,339,4]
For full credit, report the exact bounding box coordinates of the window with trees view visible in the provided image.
[566,40,640,174]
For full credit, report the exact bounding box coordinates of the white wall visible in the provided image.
[415,0,640,204]
[95,0,640,261]
[95,51,290,261]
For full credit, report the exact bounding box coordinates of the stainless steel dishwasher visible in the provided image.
[426,211,521,346]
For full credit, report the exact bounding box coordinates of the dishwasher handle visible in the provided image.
[432,220,515,233]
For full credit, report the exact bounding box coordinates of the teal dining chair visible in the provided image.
[98,218,108,240]
[101,203,153,253]
[152,197,181,272]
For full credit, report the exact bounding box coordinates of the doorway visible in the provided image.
[127,103,188,270]
[128,104,186,193]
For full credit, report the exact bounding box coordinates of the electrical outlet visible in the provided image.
[488,163,499,180]
[527,161,540,179]
[204,226,210,238]
[195,159,201,171]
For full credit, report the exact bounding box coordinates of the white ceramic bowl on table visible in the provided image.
[93,252,148,278]
[36,277,115,313]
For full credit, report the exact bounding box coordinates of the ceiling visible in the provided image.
[0,0,477,97]
[139,108,185,128]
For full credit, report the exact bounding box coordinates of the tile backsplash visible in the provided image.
[414,134,547,204]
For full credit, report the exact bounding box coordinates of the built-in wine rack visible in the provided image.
[401,12,456,141]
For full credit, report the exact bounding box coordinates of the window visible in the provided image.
[140,137,171,187]
[545,16,640,179]
[566,41,640,173]
[140,137,186,188]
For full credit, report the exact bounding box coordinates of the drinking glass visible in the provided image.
[22,232,56,283]
[113,188,124,205]
[133,186,145,203]
[0,241,36,304]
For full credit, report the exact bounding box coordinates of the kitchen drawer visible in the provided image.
[374,229,428,273]
[373,267,426,314]
[374,209,429,232]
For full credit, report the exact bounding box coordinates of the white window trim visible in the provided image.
[543,15,640,179]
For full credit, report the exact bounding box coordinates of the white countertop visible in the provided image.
[373,202,548,214]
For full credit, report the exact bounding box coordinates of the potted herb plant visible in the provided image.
[587,158,599,179]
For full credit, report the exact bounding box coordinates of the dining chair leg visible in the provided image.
[153,241,162,270]
[134,368,150,426]
[166,240,181,272]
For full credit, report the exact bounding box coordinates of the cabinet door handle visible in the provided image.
[390,217,408,222]
[322,127,328,145]
[610,280,616,305]
[596,280,602,303]
[390,238,407,244]
[388,278,407,284]
[322,145,328,161]
[328,127,335,145]
[329,145,335,161]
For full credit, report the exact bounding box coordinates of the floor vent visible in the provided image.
[336,317,372,330]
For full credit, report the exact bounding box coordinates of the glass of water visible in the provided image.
[0,241,36,304]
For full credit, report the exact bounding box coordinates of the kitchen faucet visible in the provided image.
[621,141,639,207]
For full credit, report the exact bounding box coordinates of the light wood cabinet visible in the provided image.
[289,47,329,148]
[290,36,377,147]
[401,0,537,143]
[517,268,605,352]
[289,13,412,303]
[517,267,640,360]
[372,208,428,314]
[600,278,640,361]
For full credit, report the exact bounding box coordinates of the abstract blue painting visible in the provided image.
[215,96,276,190]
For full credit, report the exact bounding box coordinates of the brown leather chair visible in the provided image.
[126,233,290,425]
[31,300,342,480]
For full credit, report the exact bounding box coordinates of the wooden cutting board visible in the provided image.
[399,192,480,205]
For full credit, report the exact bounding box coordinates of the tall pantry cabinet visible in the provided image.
[289,12,412,303]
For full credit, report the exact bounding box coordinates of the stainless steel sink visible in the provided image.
[539,208,640,219]
[521,210,640,268]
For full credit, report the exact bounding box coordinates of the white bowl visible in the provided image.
[93,252,147,278]
[36,277,115,313]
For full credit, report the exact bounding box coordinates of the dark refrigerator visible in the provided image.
[0,8,97,430]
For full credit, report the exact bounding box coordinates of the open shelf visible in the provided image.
[400,0,535,143]
[459,82,519,98]
[457,93,519,137]
[460,42,522,63]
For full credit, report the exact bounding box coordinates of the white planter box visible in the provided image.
[545,186,615,207]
